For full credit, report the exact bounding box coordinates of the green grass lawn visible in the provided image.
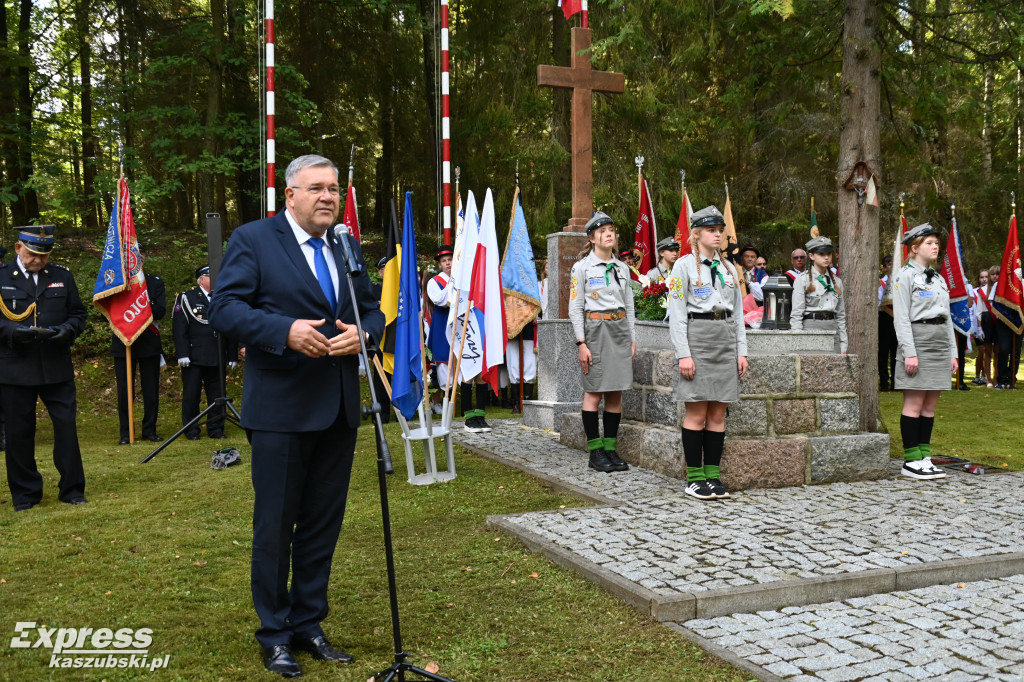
[880,355,1024,470]
[0,363,750,682]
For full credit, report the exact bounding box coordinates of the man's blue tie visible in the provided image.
[308,237,337,313]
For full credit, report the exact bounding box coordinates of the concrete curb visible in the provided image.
[665,623,786,682]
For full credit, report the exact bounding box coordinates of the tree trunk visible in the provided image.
[0,0,16,228]
[836,0,881,432]
[11,0,39,224]
[225,0,260,226]
[373,9,394,236]
[77,0,98,230]
[419,0,438,229]
[199,0,225,222]
[982,65,993,182]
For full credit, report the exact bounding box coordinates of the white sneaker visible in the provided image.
[901,460,943,480]
[920,457,947,478]
[431,403,443,415]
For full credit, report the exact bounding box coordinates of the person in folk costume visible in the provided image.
[971,268,993,385]
[738,244,769,304]
[784,248,807,284]
[426,246,454,415]
[569,212,636,473]
[789,236,848,354]
[645,237,681,282]
[619,247,643,289]
[667,206,749,501]
[893,223,957,480]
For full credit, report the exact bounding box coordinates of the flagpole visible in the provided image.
[126,345,135,444]
[440,0,452,245]
[419,310,434,442]
[446,302,473,427]
[441,177,461,413]
[725,179,748,299]
[347,144,355,191]
[264,0,276,217]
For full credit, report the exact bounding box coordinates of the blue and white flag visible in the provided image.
[391,192,423,420]
[501,187,542,338]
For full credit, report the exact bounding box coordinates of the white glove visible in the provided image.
[228,361,238,370]
[178,357,191,368]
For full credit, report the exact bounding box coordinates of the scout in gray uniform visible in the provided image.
[789,236,848,353]
[645,236,680,282]
[667,206,749,501]
[569,212,636,473]
[893,223,958,480]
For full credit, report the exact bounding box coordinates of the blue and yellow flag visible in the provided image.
[391,192,423,420]
[500,186,542,338]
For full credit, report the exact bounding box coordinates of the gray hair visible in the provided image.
[791,248,807,257]
[285,155,339,186]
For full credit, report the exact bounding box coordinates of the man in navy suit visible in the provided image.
[208,155,384,678]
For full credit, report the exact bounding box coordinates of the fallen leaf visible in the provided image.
[510,579,517,584]
[0,579,6,584]
[901,551,909,555]
[494,537,501,542]
[193,561,207,566]
[957,582,966,588]
[959,499,967,503]
[460,567,472,572]
[74,537,82,542]
[104,591,112,595]
[130,546,138,553]
[529,572,540,578]
[425,662,440,674]
[498,486,504,490]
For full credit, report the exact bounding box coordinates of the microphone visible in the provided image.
[333,224,361,275]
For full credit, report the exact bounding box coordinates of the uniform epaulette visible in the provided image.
[49,262,70,271]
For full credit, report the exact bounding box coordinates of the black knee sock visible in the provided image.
[682,427,704,481]
[918,415,935,457]
[461,384,473,416]
[602,411,620,439]
[703,430,725,478]
[900,414,920,460]
[476,384,490,409]
[582,410,601,449]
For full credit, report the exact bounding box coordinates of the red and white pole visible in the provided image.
[582,0,588,28]
[440,0,451,245]
[265,0,276,216]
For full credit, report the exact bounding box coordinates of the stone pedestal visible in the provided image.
[522,319,584,430]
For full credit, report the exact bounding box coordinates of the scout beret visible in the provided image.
[902,223,939,246]
[584,211,615,235]
[805,236,834,254]
[690,206,726,228]
[656,236,681,252]
[16,225,56,254]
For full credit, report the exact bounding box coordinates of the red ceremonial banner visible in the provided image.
[634,177,657,274]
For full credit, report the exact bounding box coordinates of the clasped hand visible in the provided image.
[287,319,363,358]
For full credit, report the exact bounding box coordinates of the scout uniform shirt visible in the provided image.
[568,251,636,342]
[790,267,849,352]
[892,259,957,359]
[666,252,748,359]
[645,262,672,283]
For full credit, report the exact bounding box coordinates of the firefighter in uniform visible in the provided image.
[173,265,236,439]
[0,226,88,511]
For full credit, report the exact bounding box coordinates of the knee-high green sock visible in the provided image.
[702,429,725,480]
[681,428,705,481]
[901,414,921,461]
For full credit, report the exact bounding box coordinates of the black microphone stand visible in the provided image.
[336,228,455,682]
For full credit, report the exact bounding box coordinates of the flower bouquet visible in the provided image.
[634,280,669,321]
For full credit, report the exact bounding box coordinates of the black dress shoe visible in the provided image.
[14,501,35,512]
[262,645,303,678]
[186,433,201,441]
[144,435,163,443]
[292,635,355,664]
[62,497,88,505]
[208,433,227,439]
[958,383,971,391]
[119,437,130,445]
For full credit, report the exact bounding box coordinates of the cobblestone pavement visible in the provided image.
[681,575,1024,681]
[456,421,1024,594]
[454,421,1024,680]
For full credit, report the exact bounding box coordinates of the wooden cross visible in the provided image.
[538,28,625,232]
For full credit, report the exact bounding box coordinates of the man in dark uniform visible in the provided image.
[173,264,235,440]
[112,261,167,444]
[0,226,88,511]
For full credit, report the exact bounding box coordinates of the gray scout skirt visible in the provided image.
[581,316,633,393]
[802,317,842,353]
[895,323,952,391]
[673,318,740,403]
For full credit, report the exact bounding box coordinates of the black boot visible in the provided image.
[511,384,522,414]
[588,442,616,473]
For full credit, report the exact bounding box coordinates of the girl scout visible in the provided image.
[569,212,637,473]
[789,236,848,353]
[893,223,957,480]
[667,206,749,500]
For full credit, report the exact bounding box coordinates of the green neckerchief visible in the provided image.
[815,269,836,294]
[604,262,616,285]
[701,256,726,288]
